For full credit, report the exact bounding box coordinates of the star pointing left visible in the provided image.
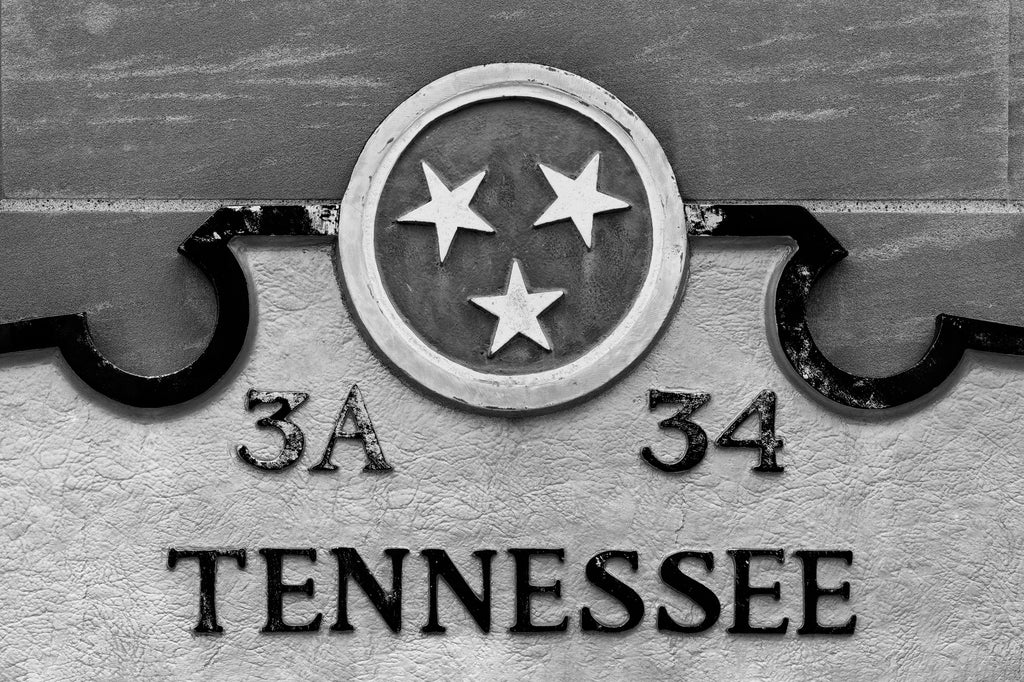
[396,161,495,263]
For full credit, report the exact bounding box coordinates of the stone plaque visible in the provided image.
[2,52,1024,680]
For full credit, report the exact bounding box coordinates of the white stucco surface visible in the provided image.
[1,241,1022,679]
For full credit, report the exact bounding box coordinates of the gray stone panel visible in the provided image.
[1011,0,1024,196]
[1,0,1010,199]
[801,212,1024,377]
[0,212,217,374]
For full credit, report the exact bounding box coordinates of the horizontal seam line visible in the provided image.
[3,198,1024,214]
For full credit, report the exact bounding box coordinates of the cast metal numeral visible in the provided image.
[640,389,711,472]
[236,390,310,471]
[715,389,784,473]
[236,384,391,474]
[643,389,784,473]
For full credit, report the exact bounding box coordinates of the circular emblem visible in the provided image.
[339,63,687,413]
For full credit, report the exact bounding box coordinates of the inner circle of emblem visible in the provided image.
[338,63,687,414]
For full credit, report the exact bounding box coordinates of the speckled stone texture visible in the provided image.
[1,242,1023,679]
[0,0,1010,199]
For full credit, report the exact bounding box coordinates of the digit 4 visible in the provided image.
[715,389,784,473]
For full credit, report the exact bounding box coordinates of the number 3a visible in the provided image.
[235,385,393,473]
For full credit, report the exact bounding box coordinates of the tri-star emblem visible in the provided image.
[396,152,629,355]
[339,63,686,412]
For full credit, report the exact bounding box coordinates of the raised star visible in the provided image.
[470,260,565,356]
[396,161,495,263]
[533,152,630,248]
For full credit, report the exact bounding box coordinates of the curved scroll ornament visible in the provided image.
[0,206,337,408]
[2,202,1022,411]
[689,205,1024,410]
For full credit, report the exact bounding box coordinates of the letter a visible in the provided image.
[309,384,392,472]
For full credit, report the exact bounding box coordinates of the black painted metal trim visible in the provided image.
[1,202,1021,411]
[0,206,335,408]
[691,204,1024,410]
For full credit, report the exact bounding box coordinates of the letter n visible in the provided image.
[331,548,409,633]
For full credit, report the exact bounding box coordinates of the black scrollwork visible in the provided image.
[691,205,1024,410]
[0,206,336,408]
[2,201,1022,412]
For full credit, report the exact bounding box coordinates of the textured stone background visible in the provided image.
[2,1,1024,679]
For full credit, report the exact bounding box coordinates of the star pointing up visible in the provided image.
[396,161,495,263]
[533,152,630,249]
[470,260,564,356]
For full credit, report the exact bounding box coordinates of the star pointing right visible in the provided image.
[533,152,630,249]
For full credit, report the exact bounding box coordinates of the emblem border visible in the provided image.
[337,63,689,413]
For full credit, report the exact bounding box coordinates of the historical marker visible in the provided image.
[1,50,1022,679]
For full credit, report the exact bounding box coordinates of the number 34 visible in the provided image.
[641,389,784,474]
